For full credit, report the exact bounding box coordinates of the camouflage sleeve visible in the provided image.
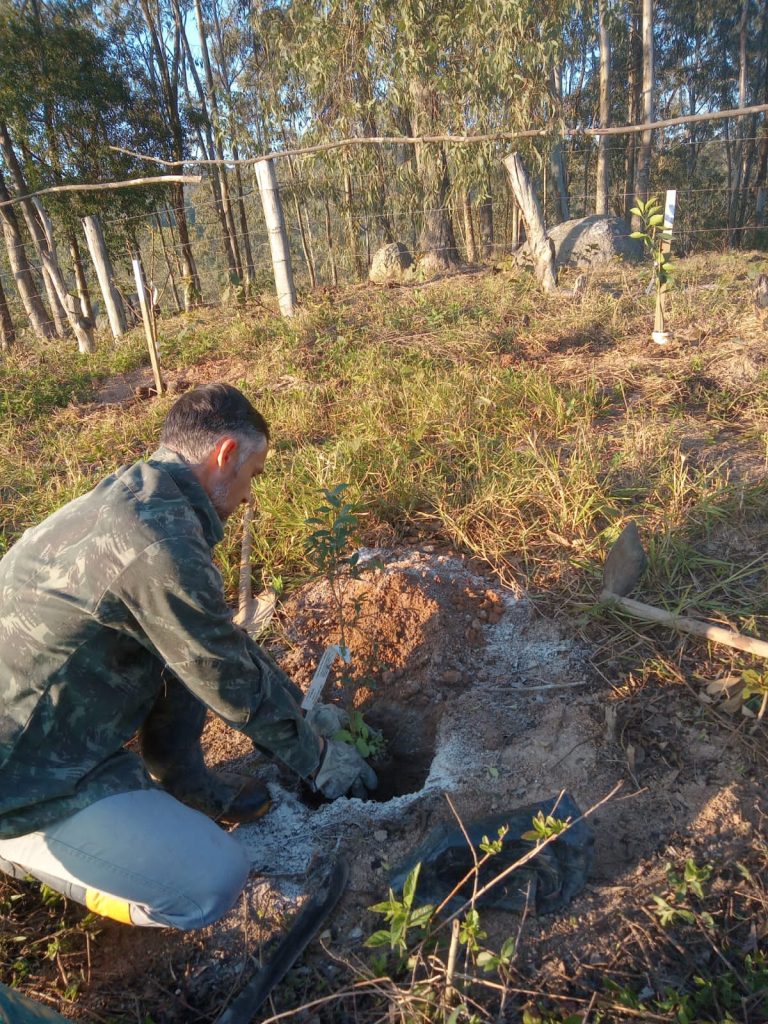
[106,535,322,780]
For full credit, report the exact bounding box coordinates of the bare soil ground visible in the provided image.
[9,540,763,1023]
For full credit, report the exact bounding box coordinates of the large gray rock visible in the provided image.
[546,215,642,269]
[369,242,414,284]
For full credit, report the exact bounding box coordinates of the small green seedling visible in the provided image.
[334,708,387,759]
[479,824,509,856]
[741,668,768,720]
[366,863,434,954]
[522,811,569,843]
[630,195,674,297]
[305,484,385,756]
[459,908,487,954]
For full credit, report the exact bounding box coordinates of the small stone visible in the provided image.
[373,829,388,842]
[500,746,517,769]
[483,728,505,751]
[471,617,482,630]
[400,679,420,698]
[347,926,364,942]
[441,669,462,685]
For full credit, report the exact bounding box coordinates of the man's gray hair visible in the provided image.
[160,383,270,465]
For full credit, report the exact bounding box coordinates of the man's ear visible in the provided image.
[211,436,238,471]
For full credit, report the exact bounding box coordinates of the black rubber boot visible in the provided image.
[140,676,272,826]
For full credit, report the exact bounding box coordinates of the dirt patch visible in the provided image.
[184,546,763,1018]
[29,542,761,1021]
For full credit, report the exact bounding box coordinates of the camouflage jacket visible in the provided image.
[0,448,321,839]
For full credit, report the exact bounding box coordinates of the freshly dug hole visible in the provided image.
[363,702,437,802]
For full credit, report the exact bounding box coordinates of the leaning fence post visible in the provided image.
[503,152,558,293]
[255,157,296,317]
[131,255,164,396]
[83,214,127,338]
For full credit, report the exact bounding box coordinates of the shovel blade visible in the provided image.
[602,522,648,598]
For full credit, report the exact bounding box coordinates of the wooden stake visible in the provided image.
[131,256,164,396]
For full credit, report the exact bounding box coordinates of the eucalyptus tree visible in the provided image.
[125,0,202,305]
[0,0,171,345]
[367,0,573,262]
[595,0,612,214]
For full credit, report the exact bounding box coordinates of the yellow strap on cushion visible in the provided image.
[85,888,133,925]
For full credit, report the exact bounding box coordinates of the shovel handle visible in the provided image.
[605,593,768,660]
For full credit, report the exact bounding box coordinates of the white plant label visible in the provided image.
[301,644,351,710]
[664,189,677,231]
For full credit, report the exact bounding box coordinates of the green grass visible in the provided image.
[2,256,767,621]
[2,253,768,1022]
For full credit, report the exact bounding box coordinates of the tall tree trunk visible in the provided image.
[409,80,460,275]
[478,176,494,258]
[0,270,16,352]
[283,144,317,288]
[633,0,654,228]
[624,2,641,220]
[154,211,183,313]
[358,95,395,245]
[729,0,750,244]
[548,68,570,223]
[68,232,93,324]
[0,123,93,352]
[324,198,339,287]
[0,170,53,339]
[293,190,317,288]
[171,182,201,309]
[462,191,478,262]
[343,167,366,280]
[138,0,201,307]
[192,0,242,282]
[232,146,255,293]
[754,5,768,227]
[596,0,611,214]
[174,0,239,282]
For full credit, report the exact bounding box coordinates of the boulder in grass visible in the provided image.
[546,215,643,269]
[369,242,414,284]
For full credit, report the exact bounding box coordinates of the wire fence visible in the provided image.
[1,128,766,341]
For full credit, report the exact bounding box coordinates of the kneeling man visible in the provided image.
[0,383,375,928]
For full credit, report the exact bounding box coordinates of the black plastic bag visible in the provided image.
[390,793,593,916]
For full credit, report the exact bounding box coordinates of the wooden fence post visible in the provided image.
[503,152,558,293]
[83,214,127,338]
[255,158,296,317]
[131,255,164,396]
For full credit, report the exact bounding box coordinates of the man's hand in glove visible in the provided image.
[305,703,348,738]
[313,739,378,800]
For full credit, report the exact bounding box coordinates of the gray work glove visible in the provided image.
[305,703,349,739]
[313,739,378,800]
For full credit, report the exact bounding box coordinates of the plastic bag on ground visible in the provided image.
[390,793,593,916]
